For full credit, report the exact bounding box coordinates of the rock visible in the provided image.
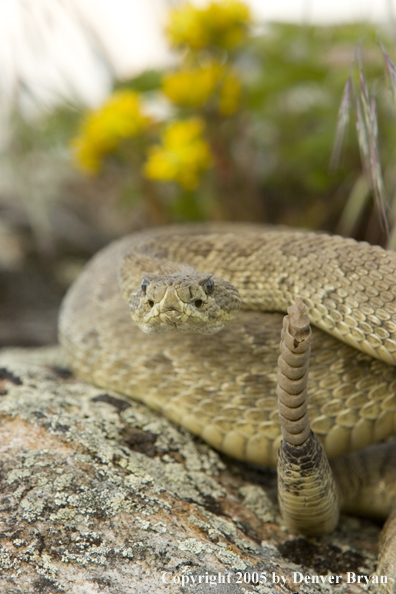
[0,347,380,593]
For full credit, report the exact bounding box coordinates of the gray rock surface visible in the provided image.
[0,347,381,593]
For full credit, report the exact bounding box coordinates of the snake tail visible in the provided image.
[277,299,340,535]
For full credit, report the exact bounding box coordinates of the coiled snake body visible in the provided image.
[59,224,396,587]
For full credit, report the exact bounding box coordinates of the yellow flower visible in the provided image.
[144,118,213,189]
[166,1,251,51]
[71,90,151,173]
[162,62,223,108]
[162,61,241,115]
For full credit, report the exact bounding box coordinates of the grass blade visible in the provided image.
[380,43,396,104]
[368,96,388,233]
[354,95,371,184]
[330,77,352,171]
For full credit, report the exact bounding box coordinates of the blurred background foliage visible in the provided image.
[69,10,396,240]
[1,0,396,346]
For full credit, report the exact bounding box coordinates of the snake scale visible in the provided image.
[59,224,396,462]
[59,224,396,586]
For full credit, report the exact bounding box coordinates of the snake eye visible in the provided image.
[204,278,214,294]
[141,279,149,294]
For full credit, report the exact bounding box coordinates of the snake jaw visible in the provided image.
[128,272,241,334]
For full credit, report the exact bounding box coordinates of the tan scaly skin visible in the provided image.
[58,224,396,592]
[277,300,396,591]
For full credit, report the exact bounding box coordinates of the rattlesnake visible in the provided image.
[59,224,396,587]
[59,224,396,464]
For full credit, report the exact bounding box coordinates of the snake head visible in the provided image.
[128,272,241,334]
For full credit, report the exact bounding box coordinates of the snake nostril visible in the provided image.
[195,300,203,308]
[147,300,154,308]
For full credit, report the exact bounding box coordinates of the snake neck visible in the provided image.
[117,227,396,366]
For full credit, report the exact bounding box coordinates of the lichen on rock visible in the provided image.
[0,347,378,593]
